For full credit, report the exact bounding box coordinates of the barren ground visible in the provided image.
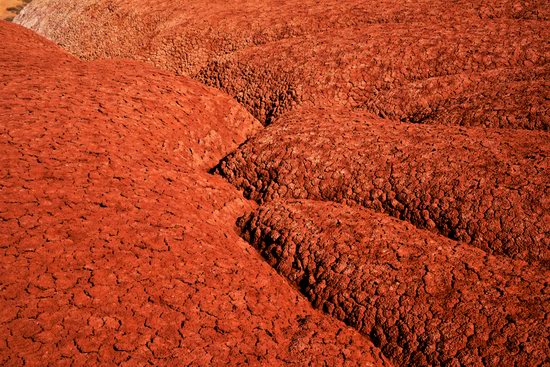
[1,0,549,366]
[0,22,389,366]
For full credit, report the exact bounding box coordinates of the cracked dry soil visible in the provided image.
[16,0,549,129]
[239,199,548,366]
[0,22,390,366]
[2,0,550,366]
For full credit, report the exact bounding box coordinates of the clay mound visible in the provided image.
[0,22,390,366]
[6,1,550,364]
[216,107,550,265]
[197,23,549,127]
[15,0,550,128]
[240,199,549,366]
[1,20,260,171]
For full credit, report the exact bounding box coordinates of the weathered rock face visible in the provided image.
[239,199,549,366]
[0,22,390,366]
[15,0,550,128]
[216,107,550,265]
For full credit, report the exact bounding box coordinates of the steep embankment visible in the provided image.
[0,21,390,366]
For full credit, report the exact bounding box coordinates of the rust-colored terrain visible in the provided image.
[217,108,550,265]
[240,200,548,366]
[2,0,549,365]
[0,22,390,366]
[15,0,550,128]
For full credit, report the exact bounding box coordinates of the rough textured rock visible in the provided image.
[15,0,550,128]
[0,22,390,366]
[240,199,550,366]
[217,107,550,265]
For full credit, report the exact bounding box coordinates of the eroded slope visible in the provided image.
[240,199,549,366]
[0,22,390,366]
[15,0,550,128]
[217,108,550,264]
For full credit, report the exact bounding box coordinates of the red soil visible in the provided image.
[15,0,550,128]
[217,107,550,265]
[5,0,550,365]
[0,22,390,366]
[240,199,549,366]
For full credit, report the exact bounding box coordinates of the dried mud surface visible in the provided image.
[6,0,550,365]
[15,0,550,128]
[0,22,391,366]
[239,199,549,366]
[217,108,550,265]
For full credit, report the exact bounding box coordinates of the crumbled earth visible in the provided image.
[15,0,550,128]
[6,0,550,366]
[216,107,550,265]
[0,22,391,366]
[239,199,549,366]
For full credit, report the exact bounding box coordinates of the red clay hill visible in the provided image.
[3,0,550,365]
[16,0,549,128]
[0,22,390,366]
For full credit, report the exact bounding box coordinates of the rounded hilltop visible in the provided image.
[2,1,549,365]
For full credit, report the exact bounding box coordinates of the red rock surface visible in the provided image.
[240,199,549,366]
[0,22,391,366]
[15,0,550,128]
[217,107,550,265]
